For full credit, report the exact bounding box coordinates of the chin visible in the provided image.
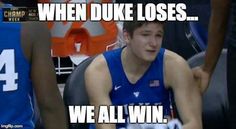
[147,54,158,61]
[143,57,156,62]
[138,53,157,62]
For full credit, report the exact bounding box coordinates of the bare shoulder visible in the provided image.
[164,49,192,87]
[85,54,112,95]
[85,54,111,84]
[164,49,188,67]
[21,22,50,62]
[86,54,109,75]
[22,22,51,44]
[21,22,51,51]
[22,22,49,32]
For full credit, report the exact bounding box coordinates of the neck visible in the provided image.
[122,47,151,75]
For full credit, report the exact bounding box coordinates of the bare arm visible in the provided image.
[85,55,115,129]
[203,0,231,74]
[192,0,231,93]
[165,51,202,129]
[28,23,68,129]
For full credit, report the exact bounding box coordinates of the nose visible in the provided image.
[149,36,158,48]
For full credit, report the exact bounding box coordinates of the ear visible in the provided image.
[123,30,131,44]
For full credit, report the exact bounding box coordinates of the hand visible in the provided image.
[192,66,211,94]
[166,119,182,129]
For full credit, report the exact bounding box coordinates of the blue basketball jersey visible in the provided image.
[103,47,171,128]
[0,6,35,129]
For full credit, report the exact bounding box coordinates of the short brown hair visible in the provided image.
[123,4,165,37]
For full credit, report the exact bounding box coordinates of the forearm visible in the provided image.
[32,73,68,128]
[175,91,202,129]
[94,105,116,129]
[37,86,68,129]
[182,84,202,129]
[40,100,68,129]
[179,98,202,129]
[203,14,228,74]
[203,0,230,74]
[174,74,202,129]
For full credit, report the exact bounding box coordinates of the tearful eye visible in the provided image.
[141,33,150,36]
[156,34,163,37]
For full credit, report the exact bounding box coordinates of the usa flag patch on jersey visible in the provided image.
[149,80,160,87]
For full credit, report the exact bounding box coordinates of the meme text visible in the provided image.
[38,3,198,21]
